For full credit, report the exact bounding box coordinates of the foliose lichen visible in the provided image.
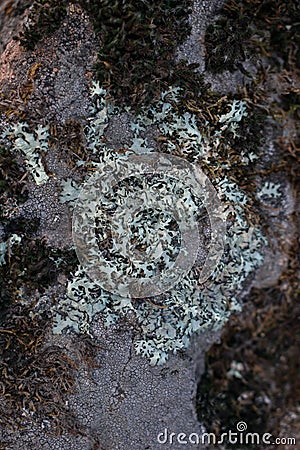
[0,78,270,365]
[0,233,22,266]
[51,82,268,365]
[2,123,49,185]
[257,181,283,201]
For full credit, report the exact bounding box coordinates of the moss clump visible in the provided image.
[0,304,77,433]
[82,0,192,106]
[197,238,300,448]
[0,145,84,433]
[205,0,300,73]
[18,0,194,107]
[19,0,67,51]
[0,233,78,304]
[205,16,251,74]
[0,146,28,201]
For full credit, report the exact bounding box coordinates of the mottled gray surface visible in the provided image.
[0,1,296,450]
[69,320,220,450]
[177,0,223,70]
[177,0,246,92]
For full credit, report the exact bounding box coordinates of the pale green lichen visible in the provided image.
[257,181,282,200]
[59,178,81,207]
[52,82,267,365]
[2,123,49,185]
[0,241,7,266]
[0,82,269,365]
[0,234,22,266]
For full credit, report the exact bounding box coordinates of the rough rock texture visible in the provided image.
[69,322,221,450]
[177,0,246,92]
[0,1,297,450]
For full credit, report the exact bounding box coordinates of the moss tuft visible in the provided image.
[19,0,67,50]
[0,304,77,433]
[205,0,300,74]
[83,0,192,106]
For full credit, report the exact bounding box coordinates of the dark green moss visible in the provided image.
[205,0,300,74]
[19,0,67,51]
[0,143,78,302]
[281,90,300,120]
[81,0,192,107]
[197,260,300,448]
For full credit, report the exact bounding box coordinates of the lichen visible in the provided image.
[52,82,267,365]
[257,181,282,201]
[59,178,81,208]
[0,241,7,266]
[1,84,268,367]
[0,234,22,266]
[0,82,270,365]
[2,123,49,185]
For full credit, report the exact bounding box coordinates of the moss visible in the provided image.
[205,0,300,74]
[281,90,300,120]
[205,17,251,73]
[0,235,78,304]
[18,0,195,108]
[0,300,84,434]
[197,237,300,447]
[0,151,81,432]
[0,146,28,201]
[0,227,81,432]
[197,294,299,446]
[81,0,192,107]
[19,0,67,51]
[51,119,92,172]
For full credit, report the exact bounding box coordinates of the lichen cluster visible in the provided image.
[2,123,49,184]
[1,78,271,364]
[53,83,267,364]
